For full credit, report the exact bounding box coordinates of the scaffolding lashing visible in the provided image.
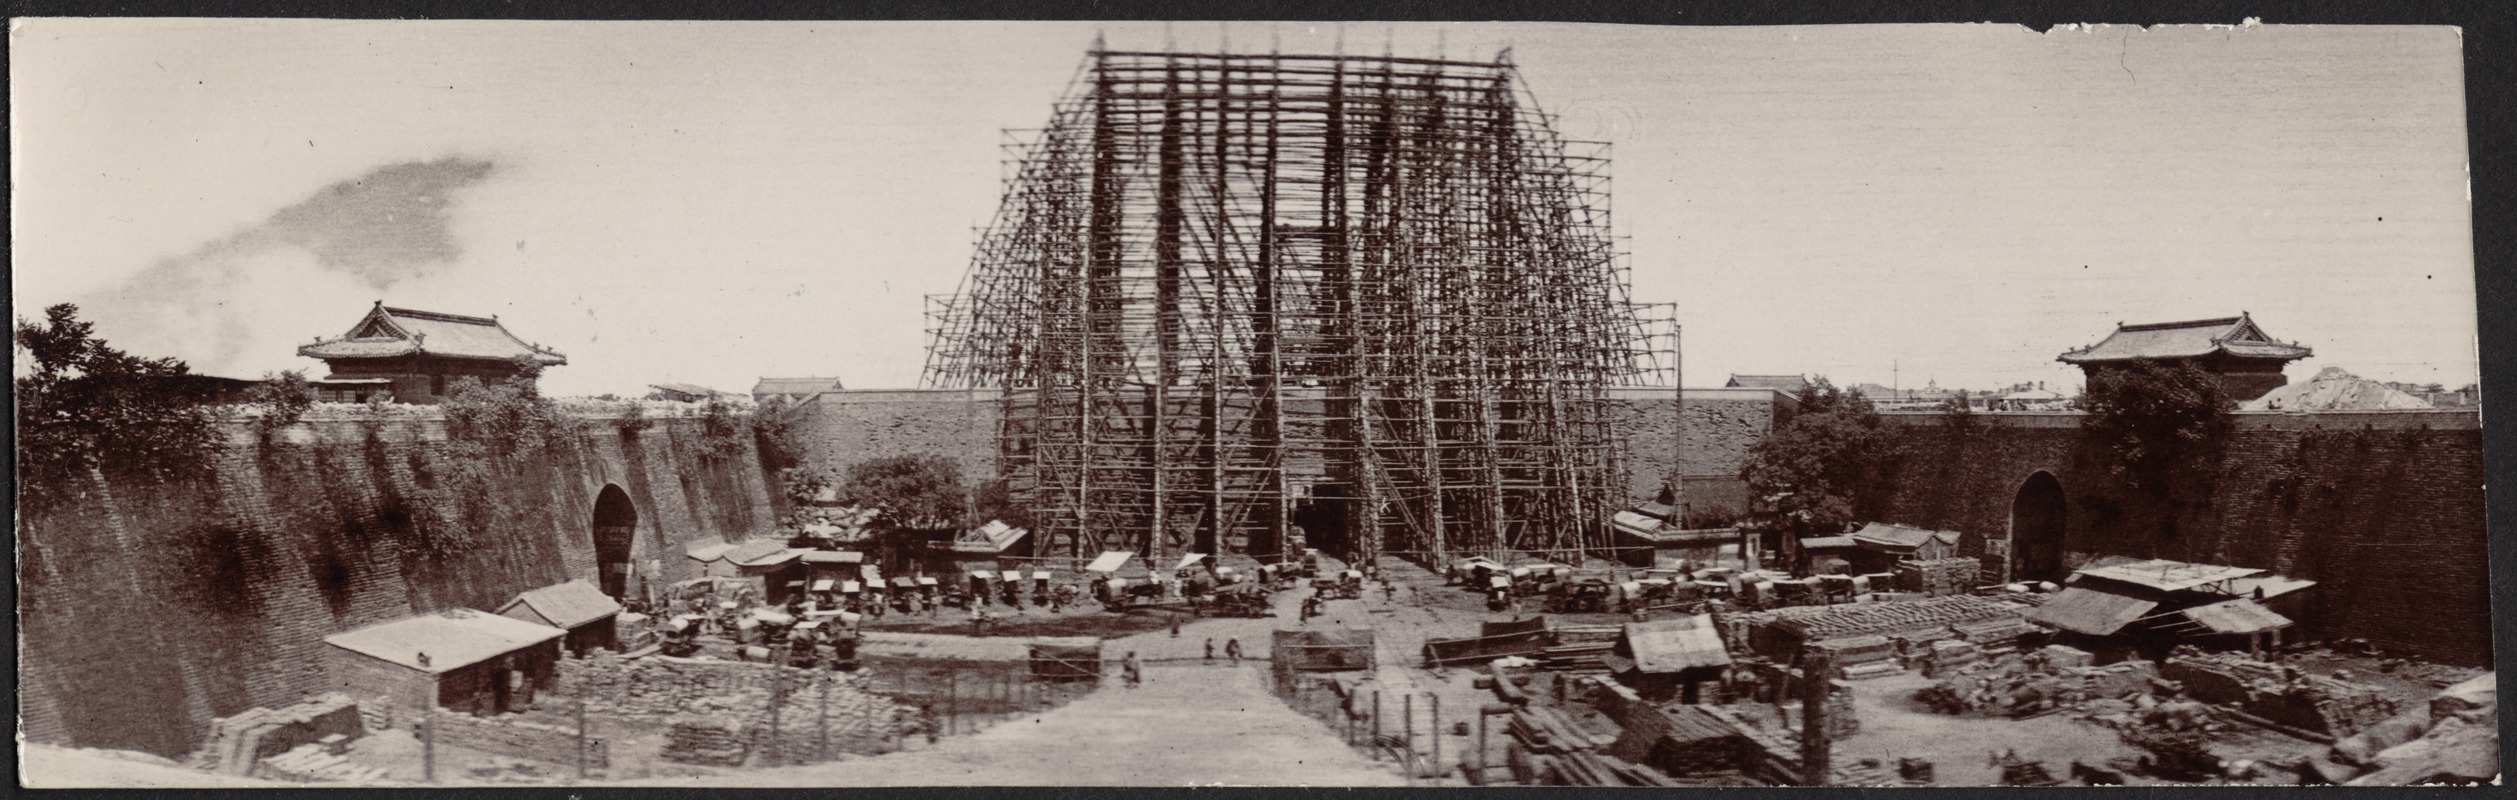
[925,47,1676,568]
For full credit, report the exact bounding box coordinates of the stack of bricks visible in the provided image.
[1893,559,1980,597]
[1739,595,2026,662]
[660,715,751,766]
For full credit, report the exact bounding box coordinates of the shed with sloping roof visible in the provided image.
[2025,584,2159,636]
[321,609,564,720]
[496,579,622,656]
[1612,615,1733,702]
[724,540,806,603]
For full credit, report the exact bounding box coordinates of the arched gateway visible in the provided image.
[2009,471,2067,583]
[592,484,638,599]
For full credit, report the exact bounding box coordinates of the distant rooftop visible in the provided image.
[1724,374,1810,392]
[2058,312,2310,365]
[299,302,565,365]
[754,376,846,399]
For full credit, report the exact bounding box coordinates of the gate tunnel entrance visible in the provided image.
[2010,471,2067,583]
[592,484,637,599]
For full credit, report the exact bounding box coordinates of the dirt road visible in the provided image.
[623,664,1407,787]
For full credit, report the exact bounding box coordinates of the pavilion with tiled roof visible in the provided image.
[299,302,566,403]
[2057,312,2311,402]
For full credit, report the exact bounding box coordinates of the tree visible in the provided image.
[15,304,222,510]
[838,454,969,530]
[2079,360,2233,509]
[1740,377,1902,540]
[245,369,318,440]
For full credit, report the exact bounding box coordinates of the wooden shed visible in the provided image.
[1607,615,1733,703]
[322,609,564,720]
[496,579,623,656]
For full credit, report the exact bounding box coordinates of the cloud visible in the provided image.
[75,156,498,377]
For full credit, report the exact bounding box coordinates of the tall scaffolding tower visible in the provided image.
[926,46,1676,570]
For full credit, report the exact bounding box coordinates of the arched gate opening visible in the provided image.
[2010,471,2067,583]
[592,484,638,599]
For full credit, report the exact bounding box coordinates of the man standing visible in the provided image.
[1123,651,1144,688]
[1204,638,1216,663]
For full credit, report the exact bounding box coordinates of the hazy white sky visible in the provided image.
[10,20,2474,397]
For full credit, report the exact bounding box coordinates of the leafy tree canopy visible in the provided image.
[1740,377,1902,537]
[838,453,968,530]
[15,304,222,506]
[2079,360,2234,497]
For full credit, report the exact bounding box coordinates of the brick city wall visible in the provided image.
[795,387,1790,524]
[790,389,1002,484]
[1874,409,2490,666]
[16,404,781,757]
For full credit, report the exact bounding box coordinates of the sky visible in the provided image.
[10,20,2475,398]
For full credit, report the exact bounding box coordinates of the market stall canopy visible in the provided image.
[683,539,738,563]
[1175,552,1211,572]
[810,579,837,592]
[2177,598,2293,635]
[2026,585,2160,636]
[949,520,1032,554]
[1085,550,1136,574]
[728,540,803,568]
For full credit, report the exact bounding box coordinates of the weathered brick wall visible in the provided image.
[797,386,1787,521]
[16,405,780,757]
[1874,409,2489,666]
[424,708,609,770]
[792,389,1002,482]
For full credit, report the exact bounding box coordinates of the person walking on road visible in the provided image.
[1122,651,1144,688]
[1204,638,1216,663]
[1225,638,1242,665]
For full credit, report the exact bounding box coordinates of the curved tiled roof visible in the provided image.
[299,303,566,365]
[2057,312,2310,364]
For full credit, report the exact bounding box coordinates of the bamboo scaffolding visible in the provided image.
[924,48,1676,565]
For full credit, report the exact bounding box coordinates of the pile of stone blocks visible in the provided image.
[560,651,912,759]
[201,693,364,776]
[257,741,392,783]
[661,715,751,766]
[2160,651,2400,737]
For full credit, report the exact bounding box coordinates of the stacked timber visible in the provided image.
[1540,749,1682,786]
[1507,706,1618,755]
[1539,625,1622,673]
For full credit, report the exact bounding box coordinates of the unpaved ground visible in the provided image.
[20,745,281,788]
[1834,671,2149,785]
[617,664,1408,787]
